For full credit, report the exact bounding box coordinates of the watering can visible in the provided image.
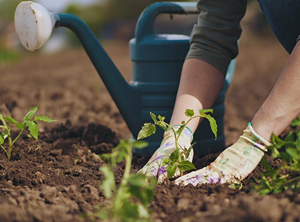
[14,1,235,156]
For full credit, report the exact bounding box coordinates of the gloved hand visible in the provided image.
[175,123,270,186]
[137,125,193,183]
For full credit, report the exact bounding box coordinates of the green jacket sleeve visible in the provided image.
[186,0,247,76]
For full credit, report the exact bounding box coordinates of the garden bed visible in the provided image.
[0,33,299,221]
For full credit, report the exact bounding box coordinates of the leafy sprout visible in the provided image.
[96,139,157,222]
[0,106,56,160]
[137,109,217,178]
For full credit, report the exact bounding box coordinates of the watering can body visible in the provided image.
[15,2,235,156]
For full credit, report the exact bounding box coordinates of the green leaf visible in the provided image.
[228,182,243,190]
[201,113,218,139]
[0,134,4,145]
[157,121,168,131]
[185,109,194,117]
[178,160,196,171]
[181,121,185,125]
[23,106,38,121]
[116,148,127,163]
[270,146,281,158]
[34,115,56,123]
[296,137,300,151]
[4,117,17,124]
[199,109,213,115]
[150,112,157,123]
[16,122,25,130]
[258,188,271,195]
[162,158,170,166]
[285,132,294,142]
[121,202,139,220]
[158,115,165,121]
[270,134,285,149]
[28,121,39,140]
[167,164,177,178]
[183,143,195,159]
[286,148,300,160]
[100,166,115,199]
[100,153,111,161]
[169,148,179,162]
[132,140,148,149]
[261,155,272,171]
[280,152,291,163]
[128,174,147,188]
[291,117,300,127]
[128,175,156,206]
[137,123,156,140]
[94,207,109,220]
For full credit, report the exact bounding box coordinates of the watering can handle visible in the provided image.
[135,2,199,42]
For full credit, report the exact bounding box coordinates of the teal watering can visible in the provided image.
[15,1,235,156]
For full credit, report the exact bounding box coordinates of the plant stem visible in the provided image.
[12,128,24,146]
[113,142,132,218]
[0,116,12,160]
[0,145,8,156]
[283,175,300,185]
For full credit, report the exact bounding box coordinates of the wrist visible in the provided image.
[163,125,193,142]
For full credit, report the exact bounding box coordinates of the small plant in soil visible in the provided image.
[95,139,157,222]
[0,106,56,160]
[137,109,217,178]
[253,117,300,195]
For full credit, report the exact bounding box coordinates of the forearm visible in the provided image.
[170,58,224,133]
[252,41,300,140]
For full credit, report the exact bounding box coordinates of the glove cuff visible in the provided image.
[165,125,193,142]
[240,122,270,152]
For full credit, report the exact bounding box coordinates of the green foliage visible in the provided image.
[96,139,156,222]
[0,0,23,20]
[138,109,218,178]
[0,47,20,63]
[0,106,56,160]
[253,117,300,195]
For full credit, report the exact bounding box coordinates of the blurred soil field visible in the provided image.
[0,6,299,222]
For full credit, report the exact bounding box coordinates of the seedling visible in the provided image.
[253,117,300,195]
[137,109,217,178]
[0,106,56,160]
[96,139,157,222]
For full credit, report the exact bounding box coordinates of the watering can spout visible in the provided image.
[14,1,139,133]
[15,1,59,51]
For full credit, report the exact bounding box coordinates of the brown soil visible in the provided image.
[0,7,299,222]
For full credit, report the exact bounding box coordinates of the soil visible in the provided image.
[0,7,299,222]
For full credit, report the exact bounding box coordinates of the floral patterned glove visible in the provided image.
[175,123,270,186]
[137,126,193,183]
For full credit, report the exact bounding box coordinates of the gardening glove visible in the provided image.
[137,126,193,183]
[175,123,270,186]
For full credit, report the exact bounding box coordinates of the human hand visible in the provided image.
[175,123,270,186]
[137,126,193,183]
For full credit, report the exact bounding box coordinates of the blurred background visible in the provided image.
[0,0,198,59]
[0,0,269,62]
[0,0,289,145]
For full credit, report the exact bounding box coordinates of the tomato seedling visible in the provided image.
[137,109,217,178]
[96,139,156,222]
[0,106,56,160]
